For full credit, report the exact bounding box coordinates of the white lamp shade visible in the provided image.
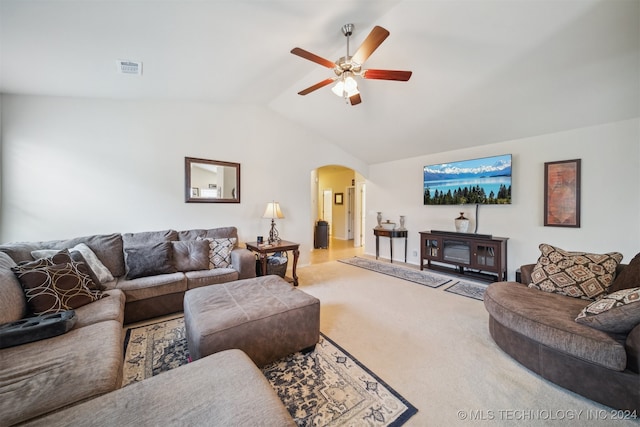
[331,74,359,97]
[262,202,284,219]
[344,75,358,93]
[331,80,344,97]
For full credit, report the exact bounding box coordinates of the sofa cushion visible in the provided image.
[122,229,178,247]
[484,281,627,371]
[529,244,623,300]
[185,268,239,290]
[177,227,238,242]
[172,240,210,272]
[21,349,296,427]
[52,234,125,278]
[72,289,126,328]
[0,234,125,278]
[199,237,236,268]
[576,287,640,334]
[14,262,103,315]
[124,242,177,280]
[116,272,186,301]
[0,320,123,426]
[0,252,27,324]
[609,252,640,294]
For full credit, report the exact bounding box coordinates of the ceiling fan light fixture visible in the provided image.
[331,80,345,97]
[331,73,359,98]
[344,75,358,93]
[291,24,411,105]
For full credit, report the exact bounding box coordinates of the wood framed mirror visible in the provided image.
[185,157,240,203]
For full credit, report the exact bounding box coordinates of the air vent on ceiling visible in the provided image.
[116,60,142,75]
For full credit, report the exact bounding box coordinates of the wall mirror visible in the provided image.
[185,157,240,203]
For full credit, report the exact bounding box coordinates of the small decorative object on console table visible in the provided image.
[246,240,300,286]
[399,215,406,230]
[374,228,408,263]
[381,220,396,230]
[419,230,508,282]
[454,212,469,233]
[376,212,383,229]
[262,201,284,244]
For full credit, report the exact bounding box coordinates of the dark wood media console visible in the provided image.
[419,230,508,282]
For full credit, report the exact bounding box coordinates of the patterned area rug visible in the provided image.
[338,257,454,288]
[123,317,417,427]
[444,280,488,301]
[339,257,488,300]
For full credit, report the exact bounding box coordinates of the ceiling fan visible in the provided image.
[291,24,412,106]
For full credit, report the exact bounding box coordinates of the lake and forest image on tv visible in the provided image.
[423,154,512,205]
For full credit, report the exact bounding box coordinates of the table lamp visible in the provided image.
[263,201,284,244]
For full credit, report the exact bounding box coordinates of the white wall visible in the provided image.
[0,95,368,266]
[366,118,640,280]
[3,95,637,276]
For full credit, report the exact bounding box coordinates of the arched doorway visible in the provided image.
[310,165,365,263]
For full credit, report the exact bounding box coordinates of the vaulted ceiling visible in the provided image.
[1,0,638,164]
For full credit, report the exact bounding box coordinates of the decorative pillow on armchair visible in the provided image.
[198,237,237,269]
[575,287,640,333]
[529,244,623,300]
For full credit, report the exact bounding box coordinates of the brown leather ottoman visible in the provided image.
[184,275,320,367]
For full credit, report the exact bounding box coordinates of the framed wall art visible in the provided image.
[334,193,343,205]
[544,159,581,227]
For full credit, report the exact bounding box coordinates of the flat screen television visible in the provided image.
[423,154,512,205]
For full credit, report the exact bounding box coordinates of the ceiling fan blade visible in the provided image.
[363,69,412,81]
[297,78,336,96]
[351,26,390,65]
[291,47,336,69]
[349,93,362,106]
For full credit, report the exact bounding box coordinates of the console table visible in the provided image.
[419,230,508,281]
[374,228,408,263]
[245,240,300,286]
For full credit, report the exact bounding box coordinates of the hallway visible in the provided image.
[309,237,364,264]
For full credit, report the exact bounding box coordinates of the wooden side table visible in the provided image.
[374,228,408,263]
[245,240,300,286]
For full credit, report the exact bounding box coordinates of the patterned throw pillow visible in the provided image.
[30,246,113,289]
[199,237,236,269]
[529,244,623,300]
[14,262,103,315]
[14,249,100,290]
[14,249,74,271]
[575,287,640,333]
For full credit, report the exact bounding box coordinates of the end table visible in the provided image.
[245,240,300,286]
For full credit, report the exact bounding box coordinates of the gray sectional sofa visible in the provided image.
[0,227,296,426]
[484,256,640,412]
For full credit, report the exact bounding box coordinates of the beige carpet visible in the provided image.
[296,260,638,427]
